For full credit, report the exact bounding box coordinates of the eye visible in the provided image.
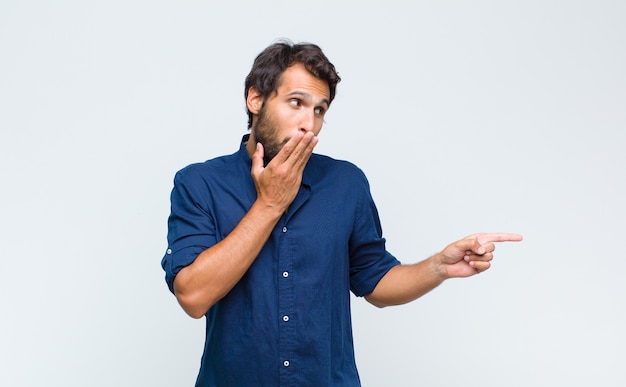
[314,107,326,116]
[289,99,301,107]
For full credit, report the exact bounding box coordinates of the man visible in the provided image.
[162,40,522,386]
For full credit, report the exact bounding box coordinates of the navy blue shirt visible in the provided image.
[162,135,400,386]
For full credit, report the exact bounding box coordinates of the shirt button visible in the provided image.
[282,226,287,233]
[166,248,172,254]
[283,315,289,322]
[283,360,290,367]
[282,271,289,278]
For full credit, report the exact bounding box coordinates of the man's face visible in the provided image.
[251,63,330,165]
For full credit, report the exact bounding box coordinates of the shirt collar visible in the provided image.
[237,134,253,168]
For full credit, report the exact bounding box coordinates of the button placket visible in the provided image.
[278,218,295,383]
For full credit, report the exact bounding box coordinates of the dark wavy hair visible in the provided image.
[244,40,341,128]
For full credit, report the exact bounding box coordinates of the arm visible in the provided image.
[365,233,523,308]
[174,132,318,318]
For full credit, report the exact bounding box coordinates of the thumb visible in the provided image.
[459,238,485,255]
[251,142,265,175]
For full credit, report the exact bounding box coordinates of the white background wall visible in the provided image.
[1,1,624,386]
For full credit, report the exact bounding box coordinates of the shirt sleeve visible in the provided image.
[348,171,401,297]
[161,168,218,294]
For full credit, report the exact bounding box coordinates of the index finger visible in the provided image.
[276,131,317,168]
[466,233,523,244]
[276,132,315,163]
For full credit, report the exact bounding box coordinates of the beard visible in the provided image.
[252,105,289,166]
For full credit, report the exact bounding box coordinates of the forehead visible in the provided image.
[276,63,330,100]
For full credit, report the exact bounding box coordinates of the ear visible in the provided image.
[246,86,263,115]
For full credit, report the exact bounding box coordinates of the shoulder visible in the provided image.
[310,153,364,174]
[174,152,240,184]
[308,153,370,188]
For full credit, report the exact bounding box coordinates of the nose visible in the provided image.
[299,109,316,133]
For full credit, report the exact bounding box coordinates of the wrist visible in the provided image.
[250,198,286,221]
[430,253,450,281]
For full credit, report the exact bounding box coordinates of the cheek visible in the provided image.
[275,109,301,131]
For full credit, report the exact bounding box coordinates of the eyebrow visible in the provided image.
[286,91,330,108]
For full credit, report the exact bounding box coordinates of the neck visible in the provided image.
[245,130,256,158]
